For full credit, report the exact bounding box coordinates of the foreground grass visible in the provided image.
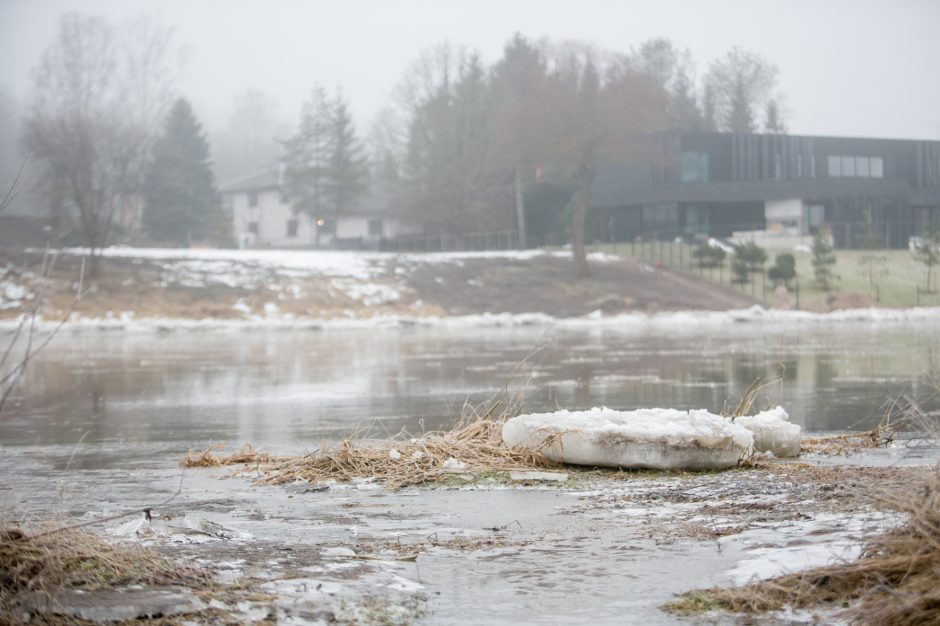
[0,526,209,619]
[664,468,940,625]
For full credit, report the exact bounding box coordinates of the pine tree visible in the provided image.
[281,85,334,220]
[143,98,221,246]
[812,230,838,290]
[325,91,369,223]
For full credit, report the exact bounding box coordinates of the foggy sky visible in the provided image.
[2,0,939,140]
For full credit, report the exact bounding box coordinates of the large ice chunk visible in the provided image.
[732,406,801,458]
[502,407,754,471]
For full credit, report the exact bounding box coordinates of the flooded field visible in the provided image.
[2,320,939,624]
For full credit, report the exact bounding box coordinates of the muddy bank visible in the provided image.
[0,248,753,322]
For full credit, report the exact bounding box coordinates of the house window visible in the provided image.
[248,221,259,235]
[368,219,383,237]
[248,191,258,208]
[286,218,298,238]
[796,154,803,178]
[871,157,884,178]
[680,152,709,182]
[810,155,816,178]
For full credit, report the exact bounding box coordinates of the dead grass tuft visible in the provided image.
[255,418,556,490]
[664,468,940,625]
[255,394,559,489]
[0,525,207,617]
[181,443,281,468]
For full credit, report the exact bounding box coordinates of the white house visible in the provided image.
[220,168,419,249]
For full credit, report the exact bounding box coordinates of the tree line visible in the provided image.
[17,12,787,277]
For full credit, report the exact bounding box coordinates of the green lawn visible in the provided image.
[591,241,940,309]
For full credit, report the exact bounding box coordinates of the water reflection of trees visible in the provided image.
[4,327,939,447]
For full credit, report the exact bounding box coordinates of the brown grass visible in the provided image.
[0,525,207,618]
[255,415,557,490]
[664,468,940,625]
[181,443,281,468]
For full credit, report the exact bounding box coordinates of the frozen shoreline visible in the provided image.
[2,304,940,335]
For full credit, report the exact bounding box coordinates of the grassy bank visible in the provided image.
[595,240,940,309]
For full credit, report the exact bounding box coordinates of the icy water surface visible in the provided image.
[3,322,939,460]
[2,321,939,625]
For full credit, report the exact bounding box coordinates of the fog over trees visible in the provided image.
[14,11,787,274]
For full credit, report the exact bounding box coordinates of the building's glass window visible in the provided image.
[828,156,841,177]
[829,156,884,178]
[680,152,709,182]
[796,154,803,178]
[248,191,258,207]
[842,156,856,177]
[856,157,870,177]
[810,155,816,178]
[368,219,383,236]
[286,218,298,237]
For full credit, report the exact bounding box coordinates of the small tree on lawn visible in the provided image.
[856,207,888,296]
[692,243,726,268]
[812,230,837,290]
[734,241,768,273]
[912,226,940,293]
[768,253,796,288]
[732,257,750,284]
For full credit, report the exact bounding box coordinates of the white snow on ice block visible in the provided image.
[502,407,754,471]
[733,406,801,458]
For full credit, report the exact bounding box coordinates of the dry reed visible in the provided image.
[665,468,940,625]
[254,392,559,489]
[0,525,207,617]
[255,416,556,490]
[182,443,281,468]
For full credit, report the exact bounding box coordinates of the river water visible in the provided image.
[2,321,938,462]
[2,320,939,625]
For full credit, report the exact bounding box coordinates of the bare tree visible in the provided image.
[213,89,287,182]
[22,12,178,276]
[487,33,550,249]
[703,46,781,133]
[544,43,668,277]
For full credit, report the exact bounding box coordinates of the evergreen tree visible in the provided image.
[326,91,370,223]
[912,226,940,293]
[812,230,838,290]
[143,98,221,246]
[768,253,796,287]
[281,85,333,221]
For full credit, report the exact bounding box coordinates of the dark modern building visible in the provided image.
[589,132,940,248]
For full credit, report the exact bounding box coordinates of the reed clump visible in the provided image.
[255,395,558,489]
[182,443,281,468]
[665,468,940,625]
[0,525,207,617]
